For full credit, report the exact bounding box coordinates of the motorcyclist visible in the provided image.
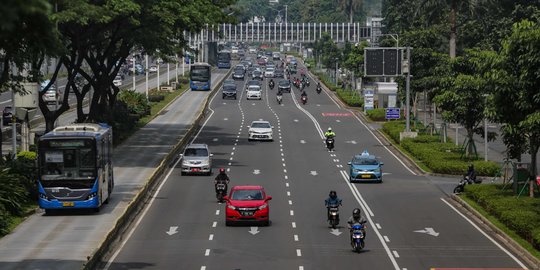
[301,90,307,97]
[269,78,275,89]
[324,190,342,220]
[347,208,367,244]
[276,89,283,103]
[214,168,230,192]
[324,127,336,138]
[465,163,477,183]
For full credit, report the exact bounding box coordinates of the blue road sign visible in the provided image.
[385,108,400,119]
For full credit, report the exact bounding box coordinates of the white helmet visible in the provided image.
[328,127,332,131]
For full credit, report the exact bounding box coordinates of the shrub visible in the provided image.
[464,185,540,248]
[6,151,38,200]
[382,121,405,143]
[117,90,151,116]
[366,108,386,121]
[336,88,362,107]
[0,170,29,216]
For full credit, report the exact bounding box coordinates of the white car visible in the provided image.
[246,85,262,100]
[113,75,123,87]
[264,67,275,78]
[248,120,273,141]
[149,65,158,73]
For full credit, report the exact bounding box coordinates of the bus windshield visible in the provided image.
[39,139,97,181]
[191,67,210,81]
[218,52,231,61]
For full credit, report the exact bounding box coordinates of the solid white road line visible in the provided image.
[338,170,401,270]
[441,198,527,268]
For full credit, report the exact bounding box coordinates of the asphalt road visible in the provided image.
[0,68,229,270]
[104,60,528,269]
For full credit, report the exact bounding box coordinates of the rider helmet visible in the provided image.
[329,190,337,199]
[219,168,226,174]
[352,208,361,219]
[328,127,332,131]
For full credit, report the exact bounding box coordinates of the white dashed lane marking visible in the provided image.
[209,234,214,241]
[205,249,210,256]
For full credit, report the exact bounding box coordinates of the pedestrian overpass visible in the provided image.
[190,22,371,44]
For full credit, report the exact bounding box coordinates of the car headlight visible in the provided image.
[227,205,236,210]
[258,203,267,210]
[373,168,381,173]
[353,169,360,173]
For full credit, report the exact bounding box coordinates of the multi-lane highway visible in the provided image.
[104,59,528,269]
[0,67,229,270]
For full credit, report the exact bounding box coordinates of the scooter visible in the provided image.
[326,137,335,152]
[453,175,482,193]
[216,183,227,203]
[276,95,283,105]
[350,223,366,252]
[300,95,307,105]
[327,204,340,229]
[316,86,322,94]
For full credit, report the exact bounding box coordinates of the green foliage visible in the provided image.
[464,184,540,249]
[382,120,405,143]
[366,108,386,121]
[117,90,151,117]
[336,88,362,107]
[382,121,499,175]
[0,170,29,217]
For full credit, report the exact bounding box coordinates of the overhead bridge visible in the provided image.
[191,22,371,43]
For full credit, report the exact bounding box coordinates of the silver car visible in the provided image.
[180,144,213,175]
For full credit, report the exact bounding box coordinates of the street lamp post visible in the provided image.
[483,94,489,161]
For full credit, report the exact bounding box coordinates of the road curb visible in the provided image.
[449,194,540,269]
[83,67,232,270]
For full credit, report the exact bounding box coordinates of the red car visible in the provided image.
[224,185,272,226]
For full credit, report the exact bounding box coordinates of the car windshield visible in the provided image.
[352,158,378,165]
[184,148,208,157]
[248,86,260,91]
[223,85,236,91]
[279,81,290,87]
[224,79,235,85]
[251,122,270,128]
[231,189,264,200]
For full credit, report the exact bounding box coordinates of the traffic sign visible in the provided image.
[364,47,403,77]
[385,108,400,119]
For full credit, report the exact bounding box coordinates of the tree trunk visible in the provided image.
[449,0,457,58]
[466,128,475,159]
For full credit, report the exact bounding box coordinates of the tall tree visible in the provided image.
[44,0,235,132]
[338,0,363,23]
[484,20,540,197]
[433,49,492,159]
[415,0,493,58]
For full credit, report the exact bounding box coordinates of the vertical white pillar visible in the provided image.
[302,23,305,42]
[145,54,148,99]
[330,23,333,40]
[167,63,170,85]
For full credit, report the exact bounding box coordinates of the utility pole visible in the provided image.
[145,54,149,100]
[405,47,411,132]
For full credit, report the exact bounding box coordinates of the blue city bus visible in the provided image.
[37,123,114,213]
[217,50,231,69]
[190,62,212,90]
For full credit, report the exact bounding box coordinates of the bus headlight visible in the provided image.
[39,193,49,200]
[86,192,97,200]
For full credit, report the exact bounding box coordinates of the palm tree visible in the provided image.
[416,0,491,58]
[338,0,363,23]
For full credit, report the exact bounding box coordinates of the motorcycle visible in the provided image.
[327,204,340,229]
[325,137,335,152]
[316,86,322,94]
[305,80,310,87]
[300,95,307,105]
[350,223,366,252]
[453,175,482,194]
[269,81,275,90]
[276,95,283,104]
[216,183,227,203]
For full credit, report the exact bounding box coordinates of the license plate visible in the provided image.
[361,174,371,179]
[191,168,200,172]
[242,211,253,216]
[62,202,74,207]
